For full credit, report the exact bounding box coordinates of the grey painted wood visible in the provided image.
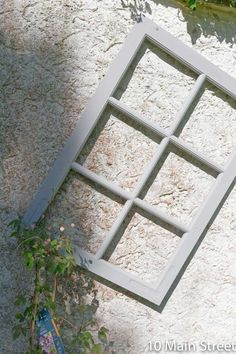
[144,18,236,99]
[23,20,146,225]
[109,97,223,175]
[23,16,236,312]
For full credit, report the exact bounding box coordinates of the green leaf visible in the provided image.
[8,218,20,228]
[188,0,197,10]
[14,295,27,306]
[50,239,58,248]
[12,325,24,340]
[54,262,66,274]
[44,299,56,311]
[80,330,94,349]
[23,252,34,270]
[8,218,22,237]
[10,231,19,237]
[98,327,108,343]
[91,343,103,354]
[23,304,33,318]
[15,313,25,322]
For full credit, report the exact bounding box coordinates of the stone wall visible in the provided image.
[0,1,236,353]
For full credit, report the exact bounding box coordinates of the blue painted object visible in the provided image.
[36,308,65,354]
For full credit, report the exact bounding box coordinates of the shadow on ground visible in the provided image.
[122,0,236,45]
[0,4,85,349]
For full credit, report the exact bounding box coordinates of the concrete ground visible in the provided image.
[0,0,236,353]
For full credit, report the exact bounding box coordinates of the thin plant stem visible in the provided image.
[30,262,40,351]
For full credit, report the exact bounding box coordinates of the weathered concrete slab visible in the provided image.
[1,0,236,352]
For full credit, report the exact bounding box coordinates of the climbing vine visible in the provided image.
[9,218,114,354]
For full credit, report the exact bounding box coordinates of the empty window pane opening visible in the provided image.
[23,16,236,312]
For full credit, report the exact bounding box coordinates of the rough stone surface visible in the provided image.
[0,0,236,353]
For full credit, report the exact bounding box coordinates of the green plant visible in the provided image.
[187,0,197,10]
[199,0,236,7]
[9,218,114,354]
[186,0,236,9]
[121,0,236,16]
